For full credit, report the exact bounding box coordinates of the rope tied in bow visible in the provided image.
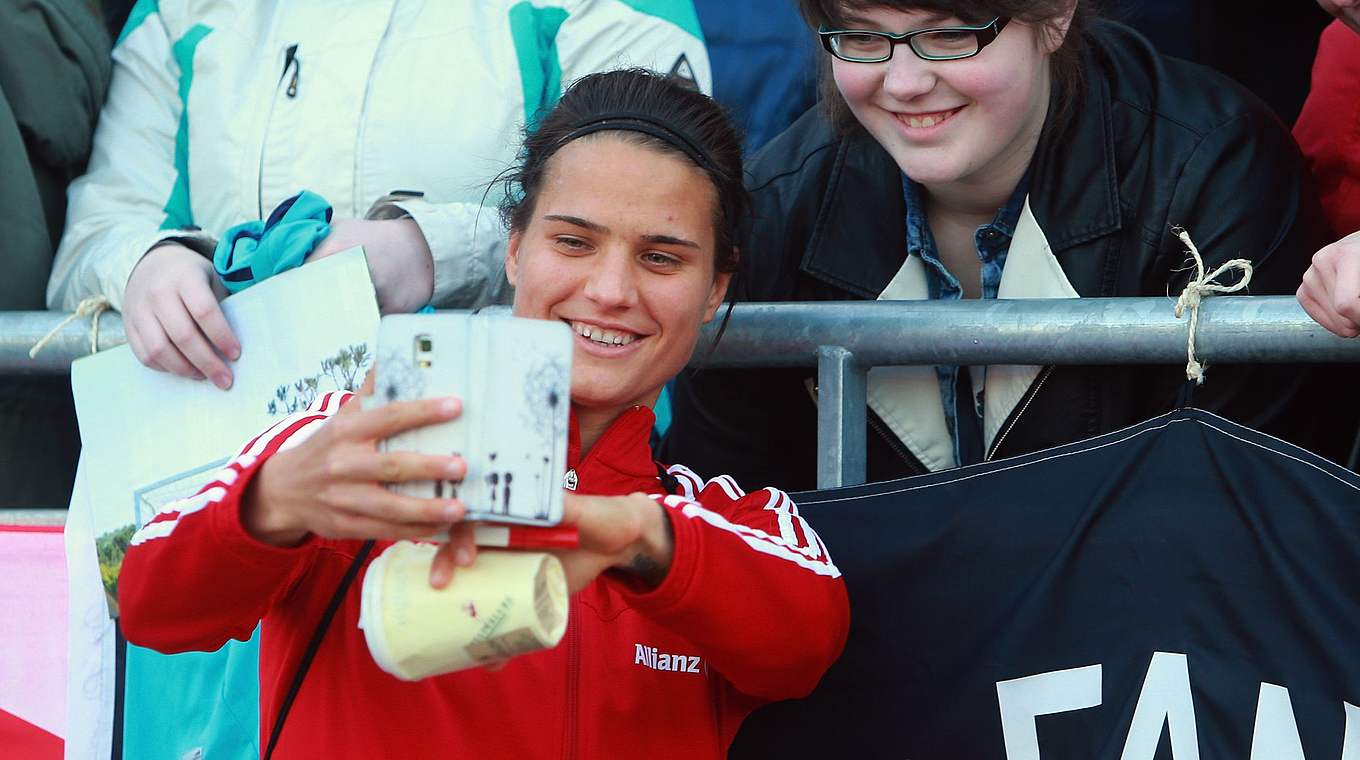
[29,296,112,359]
[1171,226,1253,384]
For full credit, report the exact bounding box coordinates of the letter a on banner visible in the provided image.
[1343,702,1360,759]
[1249,683,1305,760]
[1119,652,1200,760]
[996,664,1103,760]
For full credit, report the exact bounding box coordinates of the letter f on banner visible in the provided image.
[996,664,1102,760]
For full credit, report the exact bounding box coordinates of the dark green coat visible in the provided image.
[0,0,110,506]
[0,0,110,309]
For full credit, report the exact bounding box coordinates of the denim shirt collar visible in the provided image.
[901,169,1031,301]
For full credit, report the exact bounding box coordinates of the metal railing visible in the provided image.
[5,296,1360,488]
[0,509,66,527]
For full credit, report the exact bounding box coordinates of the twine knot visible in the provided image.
[1171,227,1252,384]
[29,296,111,359]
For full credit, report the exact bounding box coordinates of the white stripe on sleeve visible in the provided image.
[130,486,227,546]
[679,501,840,578]
[130,404,335,547]
[649,493,839,577]
[665,464,701,500]
[763,488,799,547]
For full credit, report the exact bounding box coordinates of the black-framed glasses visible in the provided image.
[818,17,1010,62]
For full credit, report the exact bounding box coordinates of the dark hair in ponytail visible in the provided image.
[499,68,748,275]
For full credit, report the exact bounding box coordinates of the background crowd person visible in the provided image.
[46,0,710,391]
[664,0,1341,492]
[117,69,848,758]
[1107,0,1331,124]
[0,0,110,506]
[1295,0,1360,337]
[696,0,819,152]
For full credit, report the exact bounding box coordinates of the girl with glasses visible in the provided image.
[115,70,849,758]
[665,1,1346,489]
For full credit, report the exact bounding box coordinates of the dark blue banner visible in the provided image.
[732,409,1360,759]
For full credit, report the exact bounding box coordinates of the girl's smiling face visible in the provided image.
[506,134,730,419]
[830,5,1063,194]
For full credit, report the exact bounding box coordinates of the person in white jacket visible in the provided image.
[48,0,711,390]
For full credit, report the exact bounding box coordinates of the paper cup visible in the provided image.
[359,542,568,680]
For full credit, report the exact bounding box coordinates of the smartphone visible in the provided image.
[365,313,572,526]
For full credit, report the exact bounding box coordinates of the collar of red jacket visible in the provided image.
[566,405,666,496]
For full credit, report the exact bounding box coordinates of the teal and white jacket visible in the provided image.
[47,0,710,312]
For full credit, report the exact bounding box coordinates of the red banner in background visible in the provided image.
[0,525,66,759]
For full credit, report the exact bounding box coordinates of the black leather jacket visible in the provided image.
[664,21,1345,492]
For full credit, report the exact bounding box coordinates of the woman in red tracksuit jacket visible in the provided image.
[117,69,850,758]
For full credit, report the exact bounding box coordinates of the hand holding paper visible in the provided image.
[123,243,239,389]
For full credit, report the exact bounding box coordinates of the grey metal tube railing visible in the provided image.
[6,297,1360,488]
[4,310,126,374]
[815,347,868,489]
[693,297,1360,367]
[7,297,1360,371]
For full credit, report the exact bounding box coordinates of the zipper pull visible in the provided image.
[562,469,578,491]
[287,57,300,98]
[280,43,300,98]
[280,44,297,80]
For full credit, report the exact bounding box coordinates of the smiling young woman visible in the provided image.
[664,0,1347,490]
[114,69,848,759]
[504,135,730,447]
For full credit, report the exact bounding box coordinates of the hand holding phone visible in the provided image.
[242,391,468,547]
[366,313,573,526]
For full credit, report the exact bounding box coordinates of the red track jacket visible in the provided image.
[1295,19,1360,238]
[119,392,849,758]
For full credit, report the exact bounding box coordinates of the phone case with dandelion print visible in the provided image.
[366,313,572,526]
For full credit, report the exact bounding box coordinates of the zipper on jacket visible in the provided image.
[562,599,580,760]
[554,405,648,759]
[282,44,299,96]
[985,366,1054,462]
[810,377,929,479]
[866,409,928,477]
[257,43,300,218]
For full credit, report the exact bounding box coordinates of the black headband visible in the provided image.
[559,111,718,174]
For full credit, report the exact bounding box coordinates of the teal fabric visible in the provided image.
[115,0,158,47]
[123,630,261,760]
[508,2,568,132]
[618,0,704,40]
[213,190,333,293]
[653,383,673,438]
[159,23,211,231]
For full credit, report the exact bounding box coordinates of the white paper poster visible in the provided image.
[64,250,379,758]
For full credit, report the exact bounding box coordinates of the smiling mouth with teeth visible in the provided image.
[897,106,963,129]
[570,320,639,347]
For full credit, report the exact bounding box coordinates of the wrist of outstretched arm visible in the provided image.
[611,495,679,591]
[239,456,309,547]
[611,497,698,608]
